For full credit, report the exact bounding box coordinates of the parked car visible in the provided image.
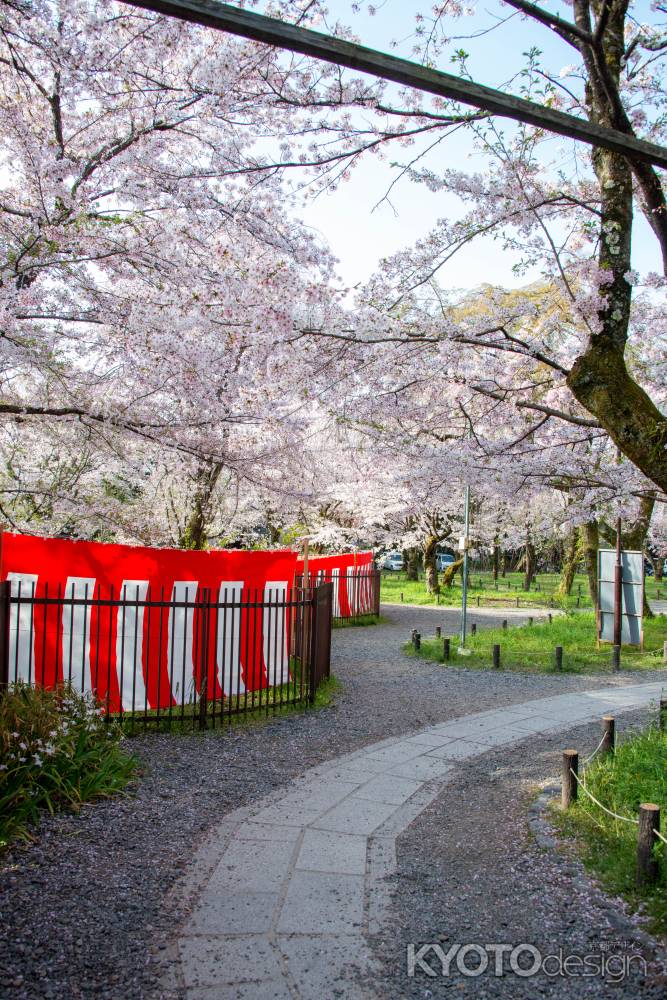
[382,552,404,571]
[436,553,456,571]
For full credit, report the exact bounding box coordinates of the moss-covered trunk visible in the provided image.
[405,547,419,581]
[423,535,440,594]
[558,528,578,597]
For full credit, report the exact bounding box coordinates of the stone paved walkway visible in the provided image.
[168,678,666,999]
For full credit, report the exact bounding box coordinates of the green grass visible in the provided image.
[551,724,667,937]
[404,611,667,674]
[381,570,594,610]
[333,613,384,629]
[120,668,342,736]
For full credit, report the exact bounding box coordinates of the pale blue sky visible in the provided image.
[246,1,663,291]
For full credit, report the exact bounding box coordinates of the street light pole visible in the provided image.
[460,481,470,647]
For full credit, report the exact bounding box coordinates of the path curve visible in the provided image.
[168,678,666,999]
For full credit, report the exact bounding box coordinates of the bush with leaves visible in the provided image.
[0,684,137,849]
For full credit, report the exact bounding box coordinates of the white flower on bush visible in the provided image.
[32,754,43,766]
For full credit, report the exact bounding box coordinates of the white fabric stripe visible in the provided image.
[217,582,246,697]
[263,582,289,687]
[62,577,96,695]
[7,573,38,684]
[168,582,198,705]
[117,581,149,711]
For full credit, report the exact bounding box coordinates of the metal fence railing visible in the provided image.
[298,568,381,625]
[0,580,333,732]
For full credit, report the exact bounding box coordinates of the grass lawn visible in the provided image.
[404,611,667,674]
[551,725,667,937]
[382,568,667,612]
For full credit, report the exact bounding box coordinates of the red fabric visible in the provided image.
[296,551,374,617]
[0,533,297,712]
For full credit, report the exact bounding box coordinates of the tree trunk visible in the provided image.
[523,528,536,591]
[180,462,223,551]
[653,556,664,583]
[492,537,500,583]
[581,520,599,608]
[442,557,464,588]
[405,547,419,581]
[423,535,440,594]
[557,528,578,597]
[501,550,508,578]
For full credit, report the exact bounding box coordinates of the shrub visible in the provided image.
[0,684,137,850]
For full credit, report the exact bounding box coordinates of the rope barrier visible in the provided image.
[569,768,667,845]
[581,731,608,766]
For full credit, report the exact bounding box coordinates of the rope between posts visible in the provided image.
[569,768,667,845]
[581,731,608,765]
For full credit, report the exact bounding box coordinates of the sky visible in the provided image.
[243,1,663,292]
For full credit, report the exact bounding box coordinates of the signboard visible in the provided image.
[597,549,644,647]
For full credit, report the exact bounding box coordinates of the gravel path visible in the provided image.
[374,708,667,999]
[1,604,665,1000]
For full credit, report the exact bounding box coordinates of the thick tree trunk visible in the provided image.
[581,520,599,608]
[523,528,536,591]
[405,547,419,581]
[558,528,578,597]
[180,462,222,551]
[423,535,440,594]
[442,557,464,588]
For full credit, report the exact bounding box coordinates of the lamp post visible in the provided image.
[459,482,470,647]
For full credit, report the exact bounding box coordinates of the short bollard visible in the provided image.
[413,632,421,651]
[502,619,507,630]
[476,596,480,607]
[555,645,563,671]
[492,644,501,670]
[400,592,404,603]
[562,750,578,809]
[516,596,520,607]
[435,626,441,639]
[471,622,477,636]
[576,596,580,607]
[411,628,417,642]
[637,804,661,886]
[548,613,553,624]
[528,616,533,626]
[443,637,450,662]
[660,698,667,732]
[612,644,621,671]
[601,715,615,755]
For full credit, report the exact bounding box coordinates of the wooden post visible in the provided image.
[663,641,667,664]
[555,645,563,671]
[476,595,480,607]
[528,616,533,626]
[443,637,450,661]
[612,644,621,671]
[562,750,578,808]
[400,591,404,602]
[502,619,507,630]
[471,622,477,635]
[576,596,580,608]
[601,715,615,755]
[548,613,552,624]
[516,596,520,608]
[637,804,661,886]
[435,626,441,638]
[413,632,421,650]
[660,698,667,732]
[492,644,500,669]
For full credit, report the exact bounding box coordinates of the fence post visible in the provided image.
[612,644,621,671]
[0,580,9,693]
[601,715,615,755]
[443,637,450,662]
[637,804,661,885]
[492,644,500,669]
[471,622,477,636]
[502,619,507,630]
[198,587,209,731]
[435,626,441,638]
[562,750,578,808]
[555,646,563,671]
[413,632,421,651]
[659,698,667,732]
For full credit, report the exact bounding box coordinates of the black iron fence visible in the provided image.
[299,567,381,625]
[0,580,332,732]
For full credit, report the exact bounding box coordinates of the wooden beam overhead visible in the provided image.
[122,0,667,170]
